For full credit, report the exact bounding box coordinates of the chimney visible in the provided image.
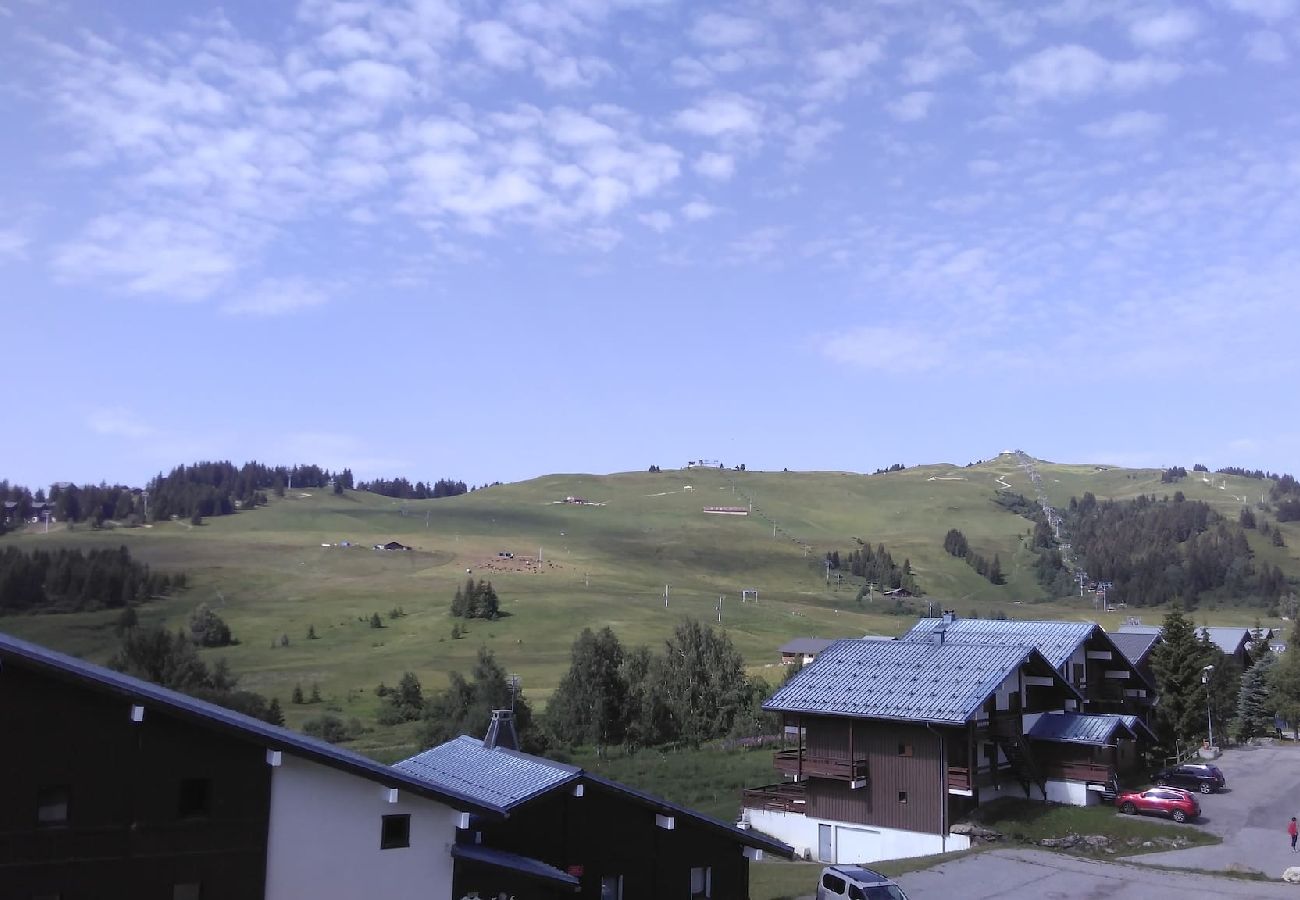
[941,610,957,625]
[931,621,947,646]
[483,709,518,751]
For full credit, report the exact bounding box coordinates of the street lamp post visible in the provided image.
[1202,664,1216,751]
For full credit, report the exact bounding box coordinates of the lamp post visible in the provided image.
[1202,664,1216,751]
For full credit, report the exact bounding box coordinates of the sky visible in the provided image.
[2,0,1299,489]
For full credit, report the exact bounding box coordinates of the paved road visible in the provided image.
[896,847,1300,899]
[1130,741,1300,878]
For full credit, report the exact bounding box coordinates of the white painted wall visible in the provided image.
[742,809,969,864]
[979,779,1096,807]
[264,756,460,900]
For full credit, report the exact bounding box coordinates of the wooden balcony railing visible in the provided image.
[947,766,972,791]
[742,782,808,814]
[1042,762,1115,784]
[773,749,868,783]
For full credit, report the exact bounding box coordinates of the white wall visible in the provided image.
[979,779,1096,807]
[264,756,459,900]
[742,809,969,864]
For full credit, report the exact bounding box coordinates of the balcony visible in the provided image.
[742,782,807,814]
[1042,762,1115,784]
[773,749,868,785]
[947,766,972,792]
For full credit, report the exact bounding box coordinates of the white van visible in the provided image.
[816,865,909,900]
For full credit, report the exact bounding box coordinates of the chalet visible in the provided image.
[742,616,1158,864]
[1108,630,1162,683]
[397,712,791,898]
[779,638,837,666]
[375,540,410,551]
[900,616,1155,718]
[0,631,499,900]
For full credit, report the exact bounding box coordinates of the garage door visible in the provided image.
[834,825,878,863]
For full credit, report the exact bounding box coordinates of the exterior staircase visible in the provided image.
[990,719,1047,800]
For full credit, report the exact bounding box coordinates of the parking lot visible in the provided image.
[894,742,1300,898]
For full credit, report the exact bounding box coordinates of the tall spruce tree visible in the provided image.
[1270,622,1300,738]
[1149,607,1215,752]
[1235,649,1275,741]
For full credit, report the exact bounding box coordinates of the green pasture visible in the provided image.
[2,456,1296,743]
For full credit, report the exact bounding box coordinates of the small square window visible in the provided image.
[381,814,411,849]
[177,779,212,819]
[897,743,913,757]
[897,791,908,804]
[173,883,201,900]
[37,786,69,827]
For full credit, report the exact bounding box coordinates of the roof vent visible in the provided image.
[483,709,518,751]
[931,621,948,645]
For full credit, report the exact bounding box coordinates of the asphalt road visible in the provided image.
[1130,741,1300,878]
[896,847,1300,899]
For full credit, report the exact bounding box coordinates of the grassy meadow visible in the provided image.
[2,455,1296,763]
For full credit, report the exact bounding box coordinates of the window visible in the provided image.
[172,884,201,900]
[600,875,623,900]
[37,786,69,827]
[849,886,867,900]
[689,866,711,899]
[897,791,908,804]
[897,743,913,757]
[381,814,411,849]
[821,873,846,894]
[177,779,211,819]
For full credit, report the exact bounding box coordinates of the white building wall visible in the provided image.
[979,779,1096,807]
[742,809,969,864]
[265,756,459,900]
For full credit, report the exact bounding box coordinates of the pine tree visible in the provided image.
[291,684,304,704]
[988,554,1003,585]
[369,612,383,629]
[307,624,318,640]
[266,697,285,727]
[1235,650,1275,741]
[309,683,322,704]
[1149,607,1215,752]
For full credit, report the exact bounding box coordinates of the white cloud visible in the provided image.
[1081,110,1166,139]
[338,60,415,103]
[673,93,763,137]
[638,210,673,232]
[690,13,764,48]
[1128,10,1201,48]
[1244,29,1290,62]
[0,227,28,262]
[221,277,330,316]
[694,151,735,181]
[1224,0,1297,21]
[806,40,883,100]
[821,326,948,372]
[1005,44,1182,102]
[87,408,155,439]
[902,40,976,85]
[888,91,935,122]
[681,200,717,221]
[467,20,533,69]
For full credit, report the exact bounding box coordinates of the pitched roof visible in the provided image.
[397,737,793,859]
[0,631,502,818]
[778,637,838,655]
[1027,712,1139,746]
[1116,624,1264,657]
[451,844,579,890]
[763,639,1076,725]
[900,618,1097,669]
[395,735,579,810]
[1108,631,1161,666]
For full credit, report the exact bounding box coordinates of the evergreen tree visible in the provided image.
[188,603,233,647]
[309,683,322,703]
[307,624,318,640]
[1149,607,1215,752]
[988,554,1003,585]
[292,684,305,704]
[266,697,285,727]
[1270,622,1300,738]
[369,612,383,629]
[1235,649,1275,741]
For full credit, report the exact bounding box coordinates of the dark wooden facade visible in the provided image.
[0,662,272,900]
[457,782,751,900]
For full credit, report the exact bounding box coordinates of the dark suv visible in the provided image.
[1152,763,1226,794]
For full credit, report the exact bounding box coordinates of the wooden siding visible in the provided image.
[802,718,953,835]
[462,782,751,900]
[0,662,272,899]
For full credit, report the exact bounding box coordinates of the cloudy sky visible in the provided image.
[3,0,1299,487]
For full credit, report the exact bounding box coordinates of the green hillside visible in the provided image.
[3,454,1297,757]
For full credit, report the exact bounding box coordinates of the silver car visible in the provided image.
[817,865,909,900]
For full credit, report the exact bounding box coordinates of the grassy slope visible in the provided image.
[2,456,1296,758]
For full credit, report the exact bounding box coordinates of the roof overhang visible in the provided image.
[452,843,580,890]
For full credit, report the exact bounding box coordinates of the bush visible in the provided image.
[188,603,233,647]
[302,714,364,744]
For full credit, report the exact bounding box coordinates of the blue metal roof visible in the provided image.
[0,631,502,817]
[1027,712,1136,746]
[396,735,580,810]
[764,639,1075,725]
[398,738,794,859]
[900,618,1098,669]
[1108,631,1161,665]
[451,843,580,889]
[1116,624,1263,657]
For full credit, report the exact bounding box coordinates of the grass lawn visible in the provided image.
[975,796,1220,856]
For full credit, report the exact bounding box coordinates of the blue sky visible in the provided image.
[3,0,1299,488]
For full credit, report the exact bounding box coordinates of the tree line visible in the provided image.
[450,578,501,620]
[0,546,184,614]
[354,477,468,499]
[1066,492,1290,609]
[828,542,919,596]
[942,528,1003,585]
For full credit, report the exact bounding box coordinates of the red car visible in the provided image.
[1115,787,1200,823]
